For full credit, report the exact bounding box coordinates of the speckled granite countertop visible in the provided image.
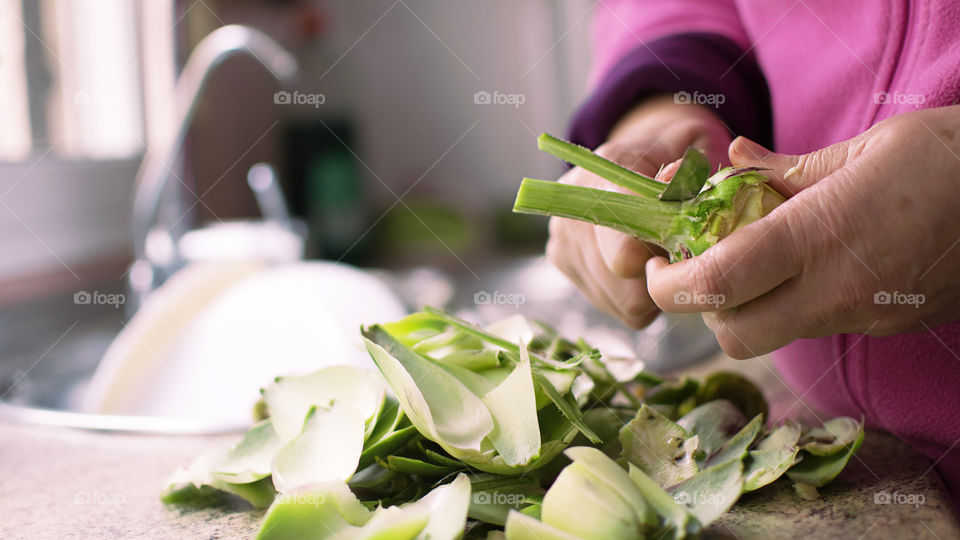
[1,355,957,539]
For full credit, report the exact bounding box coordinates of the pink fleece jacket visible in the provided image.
[570,0,960,505]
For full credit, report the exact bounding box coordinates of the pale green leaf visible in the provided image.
[362,326,494,460]
[481,345,541,467]
[271,405,365,493]
[263,365,385,442]
[212,419,285,484]
[669,460,743,527]
[620,405,699,488]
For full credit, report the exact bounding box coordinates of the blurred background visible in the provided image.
[0,0,714,429]
[0,0,592,289]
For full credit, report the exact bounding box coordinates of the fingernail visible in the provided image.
[731,137,772,162]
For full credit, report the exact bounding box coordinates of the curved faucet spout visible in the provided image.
[131,24,298,263]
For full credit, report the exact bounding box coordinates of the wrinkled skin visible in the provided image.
[549,101,960,360]
[646,105,960,358]
[546,95,732,328]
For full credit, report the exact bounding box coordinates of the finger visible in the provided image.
[655,159,681,182]
[595,226,659,279]
[701,281,808,359]
[645,206,803,312]
[547,217,625,320]
[581,232,659,328]
[728,136,866,197]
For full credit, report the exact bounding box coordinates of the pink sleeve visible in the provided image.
[589,0,750,86]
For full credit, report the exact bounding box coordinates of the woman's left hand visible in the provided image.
[644,106,960,358]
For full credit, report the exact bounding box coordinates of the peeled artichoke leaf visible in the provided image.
[263,365,386,442]
[677,400,747,461]
[669,459,743,527]
[620,405,699,488]
[480,344,541,467]
[787,422,865,487]
[705,414,763,468]
[362,326,494,458]
[271,404,366,493]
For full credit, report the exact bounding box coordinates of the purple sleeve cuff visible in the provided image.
[569,33,772,149]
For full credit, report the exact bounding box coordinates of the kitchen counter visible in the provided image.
[1,353,958,539]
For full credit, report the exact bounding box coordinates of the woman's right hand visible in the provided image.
[546,95,732,328]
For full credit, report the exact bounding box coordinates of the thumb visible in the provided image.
[728,136,859,196]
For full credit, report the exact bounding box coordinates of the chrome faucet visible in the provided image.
[128,25,299,312]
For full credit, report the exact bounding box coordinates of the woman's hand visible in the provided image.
[546,95,732,327]
[645,106,960,358]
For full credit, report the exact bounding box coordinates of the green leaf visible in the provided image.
[362,326,495,459]
[262,365,385,442]
[705,414,763,468]
[563,447,658,529]
[645,377,700,406]
[210,419,284,484]
[537,133,664,198]
[669,459,743,527]
[757,422,802,452]
[271,405,365,493]
[677,400,747,461]
[380,455,461,477]
[620,405,699,488]
[364,396,405,448]
[540,462,648,540]
[480,344,541,467]
[407,473,471,540]
[505,511,583,540]
[659,147,711,201]
[357,425,420,471]
[532,371,601,444]
[162,445,277,509]
[798,417,862,456]
[627,464,697,539]
[254,482,380,540]
[787,421,865,487]
[694,371,768,421]
[743,448,800,492]
[468,477,544,526]
[257,474,471,540]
